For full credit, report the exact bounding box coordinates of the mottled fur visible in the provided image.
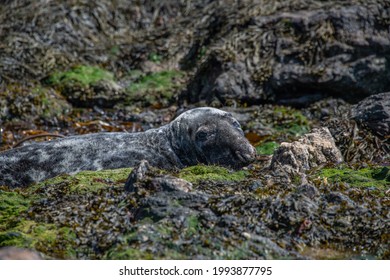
[0,107,256,188]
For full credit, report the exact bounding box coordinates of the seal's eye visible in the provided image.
[233,121,241,129]
[232,120,244,136]
[196,131,208,141]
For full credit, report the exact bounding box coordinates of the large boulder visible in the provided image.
[180,52,260,106]
[351,92,390,138]
[180,1,390,106]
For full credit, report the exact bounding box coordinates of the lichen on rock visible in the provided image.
[270,127,343,177]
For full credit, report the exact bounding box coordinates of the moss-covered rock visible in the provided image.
[178,165,249,183]
[47,65,126,108]
[316,166,390,190]
[0,168,134,259]
[48,65,115,86]
[0,83,71,123]
[34,168,132,194]
[272,106,311,137]
[1,161,388,260]
[0,187,76,258]
[125,70,185,107]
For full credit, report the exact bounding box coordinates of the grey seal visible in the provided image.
[0,107,256,188]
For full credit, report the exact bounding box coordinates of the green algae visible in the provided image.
[273,106,310,137]
[48,65,115,87]
[178,165,249,183]
[105,247,157,260]
[256,141,279,155]
[0,189,31,229]
[0,187,76,258]
[0,220,77,259]
[126,70,184,106]
[317,166,389,189]
[34,167,132,194]
[148,52,162,63]
[184,215,201,238]
[0,167,133,258]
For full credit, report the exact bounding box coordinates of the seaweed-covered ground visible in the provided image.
[0,0,389,259]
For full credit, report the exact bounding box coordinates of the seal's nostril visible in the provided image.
[235,147,256,163]
[235,151,246,162]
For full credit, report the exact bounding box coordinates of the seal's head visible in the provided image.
[169,107,256,169]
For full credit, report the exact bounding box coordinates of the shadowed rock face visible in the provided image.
[180,2,390,106]
[0,107,256,188]
[351,92,390,138]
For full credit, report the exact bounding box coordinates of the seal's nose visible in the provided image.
[235,145,256,164]
[250,145,257,158]
[246,145,257,162]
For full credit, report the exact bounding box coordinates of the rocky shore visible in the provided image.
[0,0,389,259]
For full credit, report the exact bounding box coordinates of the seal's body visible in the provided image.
[0,107,256,188]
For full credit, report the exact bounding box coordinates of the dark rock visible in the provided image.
[325,117,390,164]
[0,1,189,80]
[351,92,390,138]
[303,98,352,121]
[61,80,127,108]
[180,2,390,106]
[372,166,390,181]
[325,192,355,207]
[124,160,152,192]
[180,53,259,106]
[297,184,320,199]
[125,160,193,194]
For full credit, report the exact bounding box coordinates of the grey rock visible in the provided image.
[124,160,193,193]
[124,160,151,192]
[297,184,320,200]
[351,92,390,138]
[270,127,343,175]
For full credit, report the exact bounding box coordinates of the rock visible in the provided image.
[124,160,151,192]
[270,127,343,175]
[0,247,42,260]
[325,192,355,206]
[296,184,320,200]
[325,115,390,164]
[0,83,71,124]
[180,2,390,106]
[351,92,390,138]
[303,98,352,121]
[61,80,127,108]
[124,160,193,194]
[0,1,188,80]
[180,53,259,106]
